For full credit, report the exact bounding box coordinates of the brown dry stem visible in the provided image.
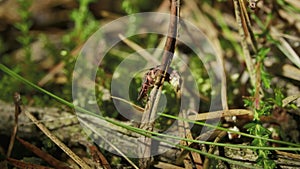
[138,0,179,168]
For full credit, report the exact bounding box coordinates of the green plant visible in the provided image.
[121,0,140,38]
[63,0,99,67]
[122,0,140,14]
[57,0,100,102]
[14,0,33,61]
[63,0,98,49]
[243,47,276,169]
[0,0,34,102]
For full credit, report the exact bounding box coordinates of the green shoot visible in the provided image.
[14,0,33,61]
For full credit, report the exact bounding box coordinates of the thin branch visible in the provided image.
[6,158,54,169]
[238,0,258,52]
[160,0,179,71]
[24,109,91,169]
[111,95,144,112]
[7,92,22,158]
[139,0,179,168]
[16,137,71,169]
[233,0,256,87]
[177,110,202,169]
[188,109,253,121]
[203,131,227,169]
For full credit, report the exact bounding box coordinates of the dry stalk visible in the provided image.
[138,0,179,168]
[203,131,227,169]
[177,110,202,169]
[233,0,256,87]
[24,110,91,169]
[188,109,253,121]
[238,0,258,52]
[7,93,22,158]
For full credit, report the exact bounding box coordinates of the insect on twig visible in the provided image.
[138,0,180,168]
[137,65,181,101]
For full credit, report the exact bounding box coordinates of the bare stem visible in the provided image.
[7,93,22,158]
[233,0,256,87]
[138,0,179,168]
[24,110,91,169]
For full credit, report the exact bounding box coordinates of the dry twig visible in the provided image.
[178,110,203,169]
[233,0,256,86]
[6,92,22,158]
[138,0,179,168]
[24,109,91,169]
[16,137,71,169]
[6,158,54,169]
[203,131,227,169]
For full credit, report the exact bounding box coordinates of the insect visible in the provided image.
[137,65,181,101]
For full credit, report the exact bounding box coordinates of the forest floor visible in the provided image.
[0,0,300,168]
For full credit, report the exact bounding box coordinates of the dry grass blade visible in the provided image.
[233,0,256,86]
[188,109,253,121]
[111,95,144,112]
[153,37,167,59]
[154,161,185,169]
[271,27,300,68]
[178,111,203,169]
[238,0,258,52]
[6,158,54,169]
[38,62,65,86]
[267,63,300,82]
[16,137,71,169]
[282,64,300,81]
[285,0,300,8]
[282,94,300,107]
[203,131,227,169]
[24,110,91,169]
[188,0,229,111]
[276,150,300,161]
